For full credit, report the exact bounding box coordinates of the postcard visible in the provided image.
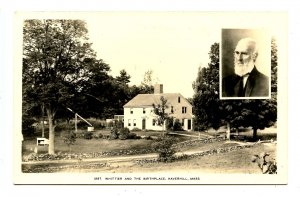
[13,11,288,184]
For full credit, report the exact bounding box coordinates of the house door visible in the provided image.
[188,119,191,130]
[142,119,146,130]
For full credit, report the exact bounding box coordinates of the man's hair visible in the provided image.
[237,37,258,62]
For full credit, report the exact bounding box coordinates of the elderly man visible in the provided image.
[222,38,269,97]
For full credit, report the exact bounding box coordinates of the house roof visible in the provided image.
[123,93,192,108]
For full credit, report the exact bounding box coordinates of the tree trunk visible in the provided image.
[47,108,55,154]
[226,122,231,140]
[41,103,45,138]
[253,127,258,141]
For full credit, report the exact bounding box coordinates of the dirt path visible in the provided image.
[22,153,158,165]
[168,132,214,138]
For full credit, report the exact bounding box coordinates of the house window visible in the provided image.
[133,119,136,126]
[128,119,131,126]
[182,106,187,114]
[171,106,174,113]
[130,108,133,114]
[143,108,146,114]
[182,119,184,126]
[178,96,181,103]
[152,119,156,126]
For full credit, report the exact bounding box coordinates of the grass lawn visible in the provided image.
[24,141,276,174]
[22,126,277,174]
[132,143,276,174]
[22,129,192,156]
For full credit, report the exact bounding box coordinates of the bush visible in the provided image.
[127,132,138,139]
[132,127,142,132]
[102,135,110,139]
[173,119,183,131]
[93,133,103,139]
[88,119,106,130]
[118,128,130,140]
[165,117,183,131]
[108,127,141,140]
[63,132,76,152]
[166,117,174,130]
[83,132,93,140]
[152,137,178,162]
[109,128,119,140]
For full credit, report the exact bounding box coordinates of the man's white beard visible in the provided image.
[234,61,254,77]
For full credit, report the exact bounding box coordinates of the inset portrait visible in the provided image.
[220,29,271,99]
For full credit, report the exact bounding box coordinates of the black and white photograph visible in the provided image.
[221,29,271,99]
[12,11,287,185]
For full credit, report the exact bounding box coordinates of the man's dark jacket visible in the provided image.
[222,66,269,97]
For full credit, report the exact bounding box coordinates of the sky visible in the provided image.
[85,12,220,98]
[82,12,287,98]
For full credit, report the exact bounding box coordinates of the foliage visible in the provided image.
[83,132,93,140]
[109,128,119,140]
[131,127,142,132]
[251,152,277,174]
[140,70,154,94]
[106,120,123,129]
[118,127,130,140]
[63,132,77,151]
[192,43,221,131]
[173,119,184,131]
[128,133,140,139]
[192,40,278,140]
[108,127,141,140]
[166,117,174,130]
[152,137,178,162]
[22,116,36,137]
[166,117,183,131]
[23,19,105,154]
[92,133,103,139]
[152,96,169,131]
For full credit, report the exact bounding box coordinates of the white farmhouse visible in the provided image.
[123,84,193,131]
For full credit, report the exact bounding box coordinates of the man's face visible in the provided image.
[234,40,256,76]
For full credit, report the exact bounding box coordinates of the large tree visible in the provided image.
[192,43,221,131]
[193,39,278,141]
[23,19,106,154]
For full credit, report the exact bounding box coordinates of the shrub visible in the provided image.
[114,120,124,129]
[165,118,183,131]
[88,119,106,130]
[109,128,119,140]
[83,132,93,140]
[127,132,138,139]
[144,136,153,140]
[132,127,142,132]
[102,135,110,139]
[63,132,76,152]
[152,137,178,162]
[251,152,277,174]
[173,119,183,131]
[93,133,103,139]
[166,117,174,130]
[118,128,130,140]
[76,120,89,129]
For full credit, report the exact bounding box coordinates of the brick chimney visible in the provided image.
[154,84,163,94]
